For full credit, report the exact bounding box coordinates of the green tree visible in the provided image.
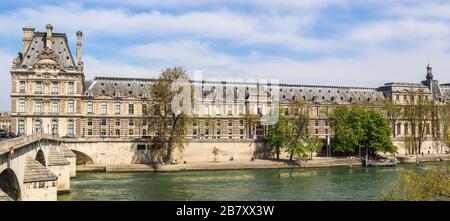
[144,67,191,163]
[267,115,292,160]
[329,106,397,155]
[382,166,450,201]
[304,136,323,160]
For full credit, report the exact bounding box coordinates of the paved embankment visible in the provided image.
[76,157,361,173]
[396,154,450,164]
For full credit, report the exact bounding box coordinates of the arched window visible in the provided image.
[35,120,42,134]
[18,120,25,136]
[67,120,74,136]
[51,120,58,135]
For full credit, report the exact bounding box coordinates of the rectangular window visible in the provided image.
[228,120,232,127]
[227,104,233,116]
[19,98,25,112]
[315,120,319,127]
[101,119,107,126]
[35,100,42,113]
[192,120,197,127]
[115,119,120,127]
[325,120,329,127]
[87,129,93,136]
[115,103,120,114]
[51,100,58,113]
[215,104,221,115]
[129,119,134,127]
[129,129,134,136]
[204,104,209,115]
[396,95,400,101]
[35,81,42,94]
[216,120,221,127]
[397,123,401,135]
[87,118,93,126]
[284,106,289,115]
[239,104,244,115]
[228,129,232,139]
[257,104,262,116]
[240,119,244,127]
[240,129,244,139]
[101,102,107,114]
[19,81,26,93]
[325,128,329,134]
[315,128,319,134]
[204,129,209,138]
[217,129,221,139]
[101,129,107,137]
[68,82,74,94]
[87,101,93,114]
[68,99,74,113]
[205,121,209,127]
[192,129,197,137]
[116,129,120,137]
[52,82,58,94]
[128,103,134,114]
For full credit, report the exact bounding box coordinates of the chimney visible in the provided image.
[76,31,83,65]
[22,26,35,53]
[46,24,53,49]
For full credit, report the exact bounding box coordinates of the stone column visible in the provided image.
[46,24,53,50]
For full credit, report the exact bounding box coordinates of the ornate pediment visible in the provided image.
[33,47,60,70]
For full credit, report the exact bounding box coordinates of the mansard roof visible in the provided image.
[83,76,386,104]
[16,32,76,70]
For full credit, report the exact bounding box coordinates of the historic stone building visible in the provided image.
[9,25,450,161]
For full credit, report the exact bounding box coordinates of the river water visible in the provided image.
[58,162,448,201]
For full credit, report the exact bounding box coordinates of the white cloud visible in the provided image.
[0,52,13,112]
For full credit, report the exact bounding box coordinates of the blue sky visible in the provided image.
[1,0,450,111]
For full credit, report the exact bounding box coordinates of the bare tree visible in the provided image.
[144,67,191,163]
[402,90,434,154]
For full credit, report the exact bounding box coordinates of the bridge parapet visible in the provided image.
[0,134,64,155]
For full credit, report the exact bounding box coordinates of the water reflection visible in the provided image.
[59,162,448,201]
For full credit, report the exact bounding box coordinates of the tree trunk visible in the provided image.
[289,151,293,161]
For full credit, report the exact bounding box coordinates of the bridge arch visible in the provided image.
[71,150,94,165]
[0,168,21,201]
[35,149,46,166]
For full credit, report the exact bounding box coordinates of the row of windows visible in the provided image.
[395,94,430,102]
[18,99,76,113]
[87,102,134,114]
[17,119,74,136]
[192,128,245,139]
[395,122,432,136]
[194,103,245,116]
[86,118,136,127]
[192,119,245,127]
[19,81,75,94]
[86,128,138,137]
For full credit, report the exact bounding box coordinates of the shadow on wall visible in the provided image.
[253,142,271,159]
[131,143,153,164]
[0,168,21,201]
[71,149,94,165]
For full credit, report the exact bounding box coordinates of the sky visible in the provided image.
[1,0,450,111]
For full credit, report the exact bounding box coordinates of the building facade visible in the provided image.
[10,25,450,155]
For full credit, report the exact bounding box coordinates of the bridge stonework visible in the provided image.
[0,135,74,201]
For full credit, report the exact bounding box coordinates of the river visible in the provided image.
[58,162,448,201]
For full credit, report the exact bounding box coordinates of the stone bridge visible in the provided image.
[0,134,76,201]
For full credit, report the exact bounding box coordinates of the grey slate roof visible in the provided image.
[84,77,152,98]
[84,77,385,104]
[47,148,70,166]
[441,85,450,100]
[24,156,58,183]
[18,32,76,70]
